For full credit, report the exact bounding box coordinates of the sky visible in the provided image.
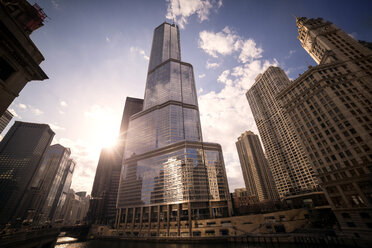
[2,0,372,193]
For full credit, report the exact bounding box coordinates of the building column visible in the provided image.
[177,203,181,236]
[139,207,144,234]
[148,206,151,236]
[124,208,128,229]
[167,204,170,236]
[336,185,352,208]
[188,202,192,236]
[209,201,213,218]
[157,205,160,236]
[131,207,136,232]
[115,208,121,229]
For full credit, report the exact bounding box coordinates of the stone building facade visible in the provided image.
[0,1,48,116]
[275,17,372,240]
[246,67,319,198]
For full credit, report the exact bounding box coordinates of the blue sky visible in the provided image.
[2,0,372,193]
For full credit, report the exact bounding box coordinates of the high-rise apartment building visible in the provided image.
[0,110,13,134]
[246,67,319,198]
[236,131,279,202]
[88,97,143,226]
[40,145,72,223]
[275,17,372,240]
[116,22,231,237]
[0,1,48,116]
[0,121,54,226]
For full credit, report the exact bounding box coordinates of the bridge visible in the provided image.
[60,224,90,240]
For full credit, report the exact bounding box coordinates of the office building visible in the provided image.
[276,17,372,239]
[88,97,143,226]
[0,121,54,226]
[0,1,48,116]
[62,189,90,226]
[246,67,319,198]
[0,110,13,134]
[116,22,232,237]
[41,145,72,223]
[53,158,76,223]
[236,131,279,201]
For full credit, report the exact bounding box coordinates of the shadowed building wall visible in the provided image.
[276,17,372,240]
[0,121,54,227]
[0,1,48,116]
[236,131,279,202]
[88,97,143,226]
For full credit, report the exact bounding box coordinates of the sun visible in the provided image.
[83,105,122,153]
[98,132,118,149]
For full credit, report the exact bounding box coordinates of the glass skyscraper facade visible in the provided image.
[0,121,54,227]
[116,23,232,237]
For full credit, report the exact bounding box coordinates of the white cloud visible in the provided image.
[199,26,263,63]
[199,59,278,191]
[59,110,65,115]
[198,73,206,79]
[29,105,43,116]
[18,103,27,109]
[198,88,204,93]
[348,32,357,39]
[51,0,60,9]
[8,108,20,119]
[130,46,149,61]
[166,0,222,29]
[284,49,296,59]
[60,101,68,107]
[199,27,239,58]
[206,60,220,69]
[49,123,65,131]
[238,39,263,63]
[105,36,110,42]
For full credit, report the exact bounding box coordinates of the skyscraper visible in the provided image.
[0,110,13,134]
[89,97,143,226]
[236,131,279,202]
[26,145,72,224]
[0,1,48,116]
[116,22,231,237]
[0,121,54,226]
[40,144,71,223]
[275,17,372,240]
[53,158,76,223]
[246,67,319,198]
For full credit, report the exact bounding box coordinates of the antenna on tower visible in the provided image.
[292,13,297,19]
[170,2,175,25]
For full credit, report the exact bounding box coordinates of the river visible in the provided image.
[54,238,308,248]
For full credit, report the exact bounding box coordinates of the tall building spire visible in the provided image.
[148,23,181,72]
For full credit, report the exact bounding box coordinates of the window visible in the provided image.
[0,57,15,81]
[342,213,351,218]
[347,222,356,227]
[360,212,370,219]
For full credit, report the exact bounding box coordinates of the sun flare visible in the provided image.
[84,104,122,154]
